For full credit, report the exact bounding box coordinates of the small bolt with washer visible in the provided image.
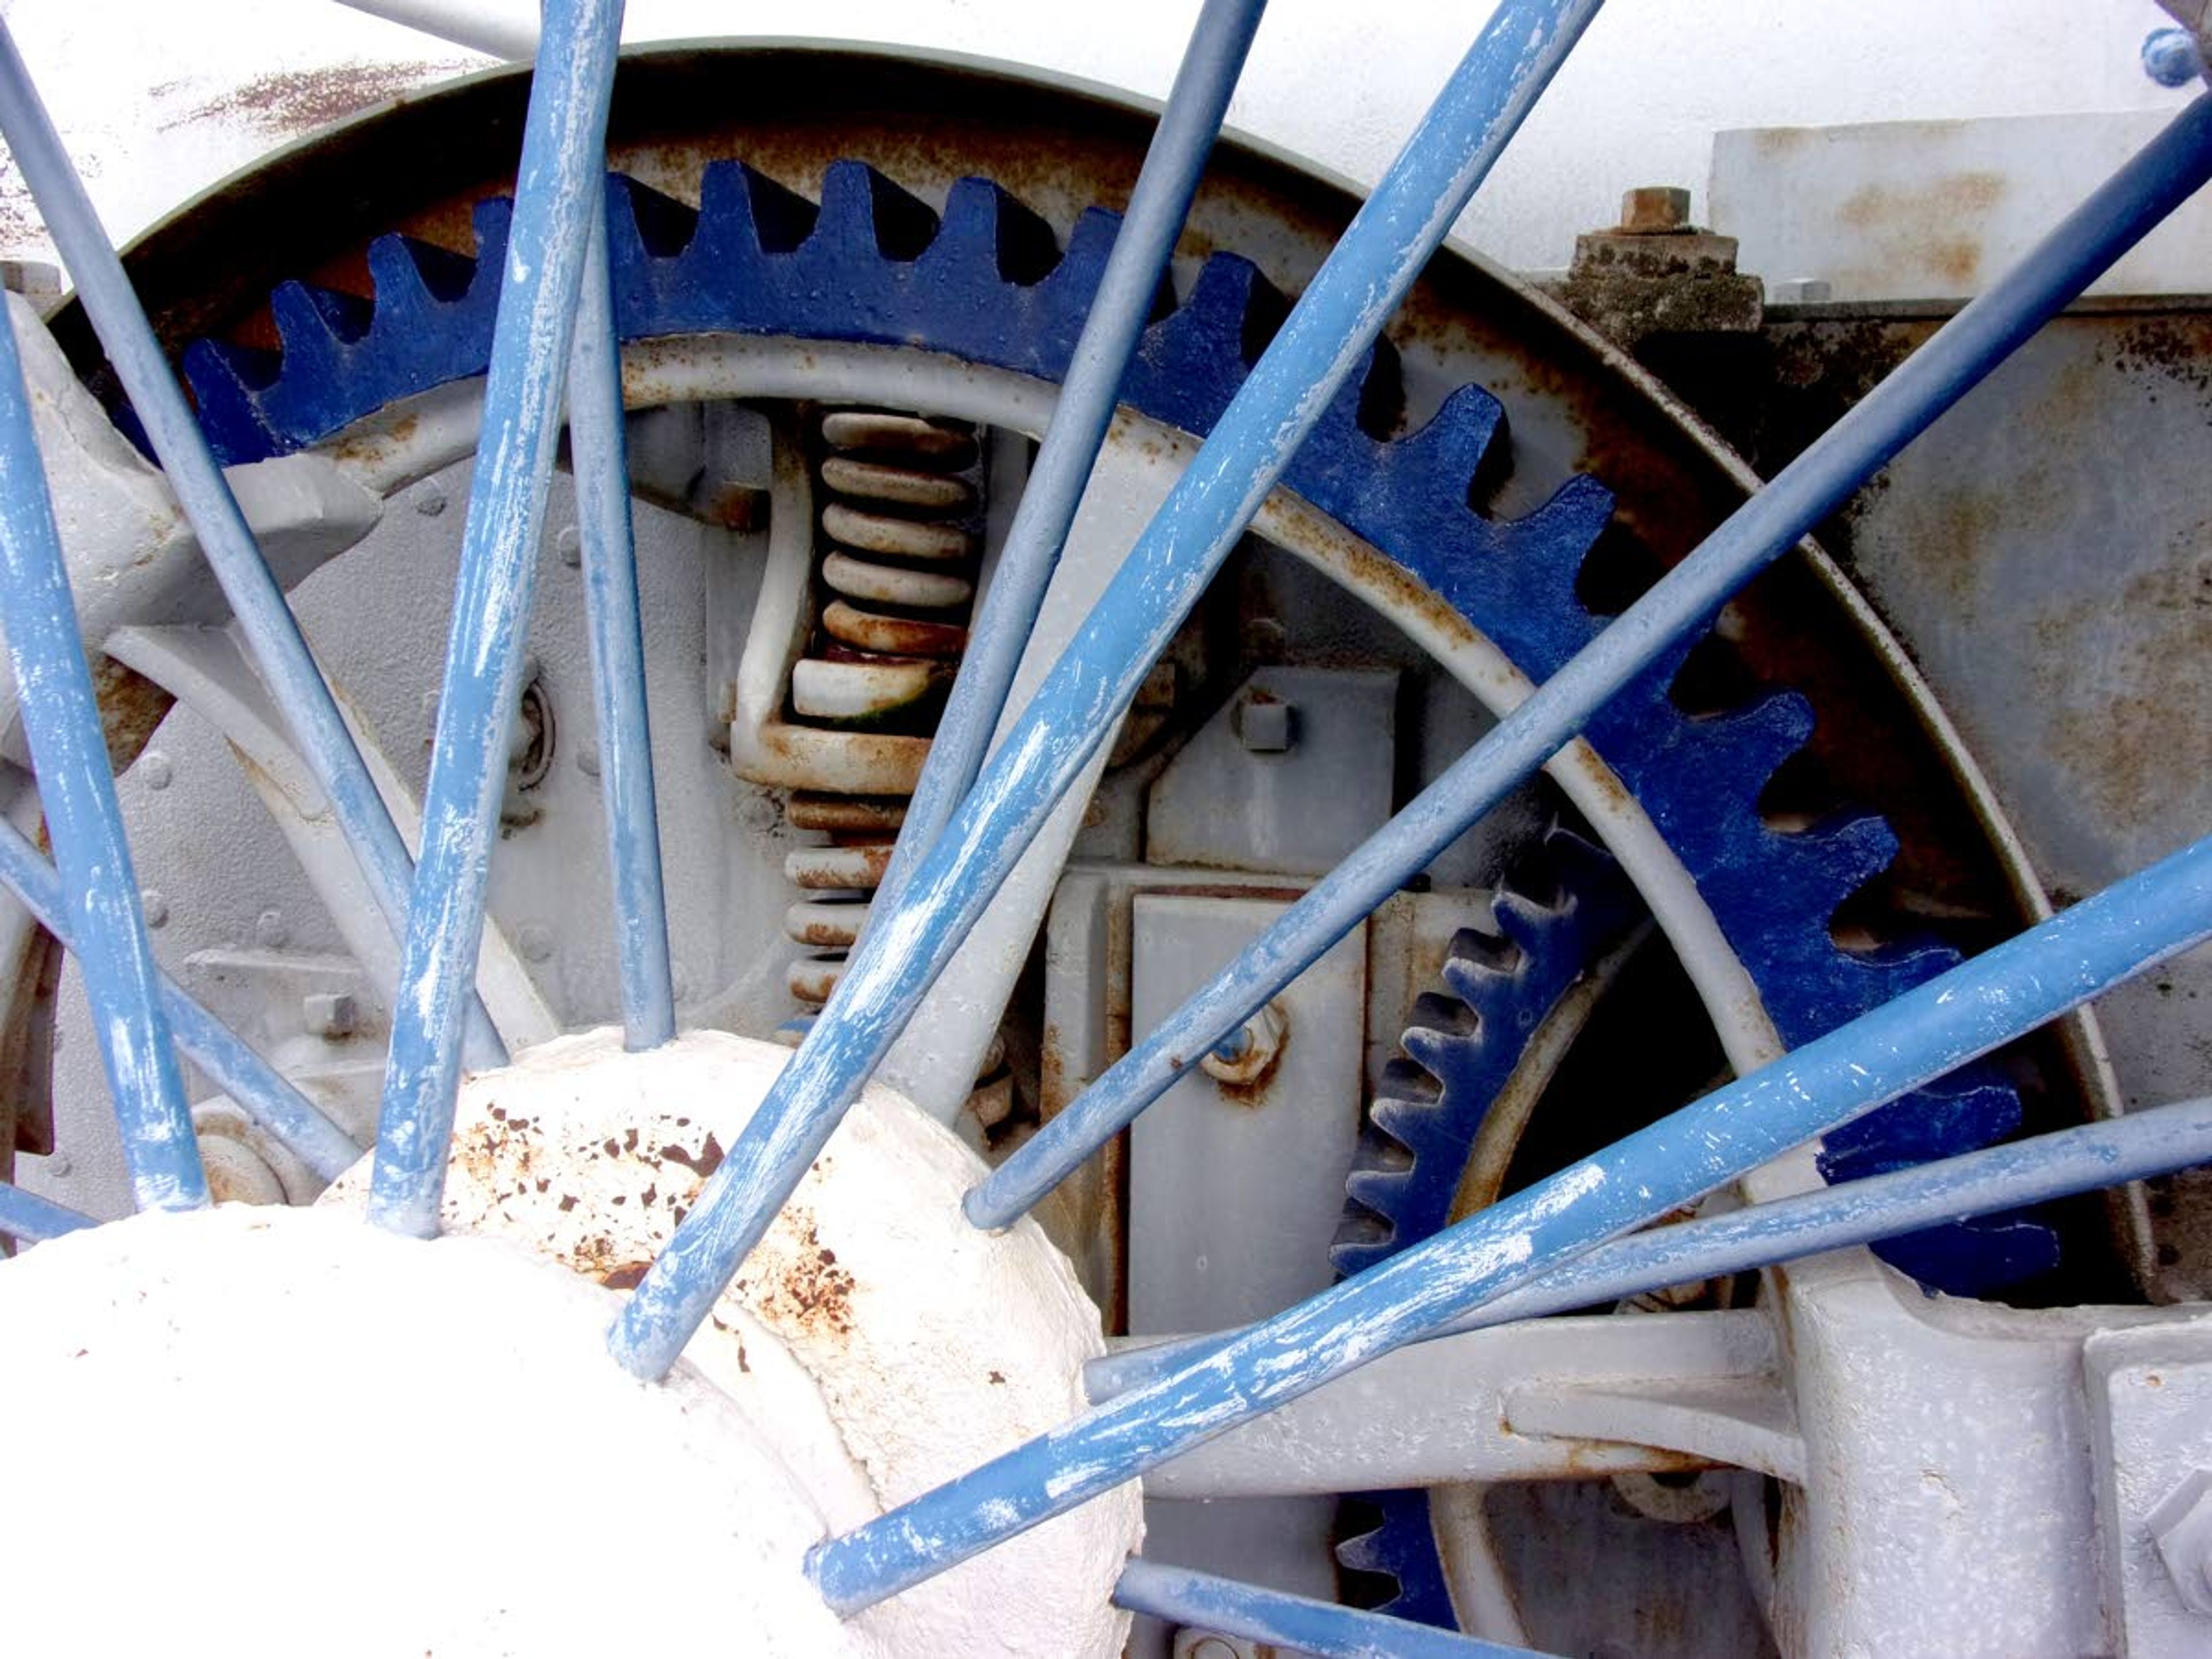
[1201,1001,1289,1089]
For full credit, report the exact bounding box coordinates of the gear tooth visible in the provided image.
[812,160,940,261]
[366,233,476,318]
[1820,1071,2021,1175]
[355,234,497,409]
[1865,1213,2063,1297]
[271,281,370,354]
[1694,689,1817,783]
[1784,809,1902,910]
[608,173,699,259]
[605,173,716,334]
[1488,886,1570,960]
[1058,204,1124,288]
[1365,1097,1428,1153]
[1437,945,1522,1017]
[1332,1493,1460,1628]
[929,176,1060,285]
[1328,1207,1397,1278]
[1391,379,1508,486]
[1633,690,1818,856]
[1543,825,1641,933]
[181,339,283,466]
[1344,1165,1414,1223]
[1505,468,1618,565]
[1131,254,1285,435]
[467,194,516,272]
[696,159,817,255]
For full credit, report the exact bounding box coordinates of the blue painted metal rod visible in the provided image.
[1090,1091,2212,1400]
[0,305,204,1212]
[572,198,675,1050]
[965,88,2212,1232]
[0,1179,94,1243]
[367,0,627,1237]
[868,0,1268,921]
[0,816,359,1181]
[610,0,1608,1382]
[0,20,505,1071]
[808,830,2212,1611]
[1113,1557,1558,1659]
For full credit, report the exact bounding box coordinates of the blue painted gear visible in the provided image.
[175,158,2050,1293]
[171,158,2052,1290]
[1330,826,1645,1630]
[1331,827,1645,1283]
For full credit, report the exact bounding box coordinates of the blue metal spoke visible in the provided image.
[965,88,2212,1233]
[0,308,203,1212]
[609,0,1608,1384]
[1090,1090,2212,1400]
[868,0,1268,921]
[807,830,2212,1611]
[1113,1557,1559,1659]
[0,1179,95,1244]
[572,198,675,1051]
[0,816,360,1182]
[0,20,505,1070]
[367,0,626,1238]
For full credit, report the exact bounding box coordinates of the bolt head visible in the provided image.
[2149,1467,2212,1615]
[1200,1001,1289,1089]
[302,991,359,1040]
[1235,694,1294,753]
[1619,185,1692,234]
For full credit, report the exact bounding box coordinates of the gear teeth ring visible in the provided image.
[164,160,2051,1294]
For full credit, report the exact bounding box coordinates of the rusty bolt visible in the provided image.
[1235,691,1295,753]
[1202,1000,1288,1088]
[2150,1467,2212,1615]
[1619,185,1692,234]
[302,991,359,1041]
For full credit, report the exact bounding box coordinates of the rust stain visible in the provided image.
[740,1211,857,1342]
[170,63,468,140]
[1835,171,2007,294]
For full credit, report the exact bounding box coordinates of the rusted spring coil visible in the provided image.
[778,412,1013,1131]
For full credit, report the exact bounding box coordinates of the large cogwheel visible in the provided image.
[170,156,2054,1300]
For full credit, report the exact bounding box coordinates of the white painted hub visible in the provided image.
[5,1031,1138,1656]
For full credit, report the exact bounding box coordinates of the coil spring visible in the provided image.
[777,410,1014,1132]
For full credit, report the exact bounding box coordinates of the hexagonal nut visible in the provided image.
[1619,184,1692,234]
[2149,1467,2212,1615]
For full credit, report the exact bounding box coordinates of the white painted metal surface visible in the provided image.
[0,2,2195,291]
